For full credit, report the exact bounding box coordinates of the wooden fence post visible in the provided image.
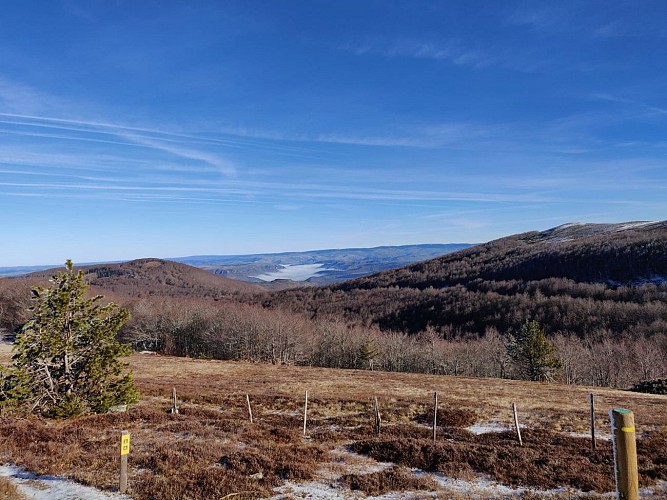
[119,430,130,494]
[610,408,639,500]
[246,394,253,424]
[303,390,308,436]
[373,396,381,435]
[512,402,522,446]
[171,387,179,414]
[432,392,438,442]
[589,393,596,450]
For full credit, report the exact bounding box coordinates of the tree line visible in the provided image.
[3,279,666,389]
[117,297,667,388]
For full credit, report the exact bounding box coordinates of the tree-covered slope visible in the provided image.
[263,221,667,338]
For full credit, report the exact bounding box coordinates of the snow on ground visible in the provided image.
[465,422,509,434]
[274,426,667,499]
[567,431,612,441]
[271,443,667,499]
[615,221,656,231]
[0,465,129,500]
[427,473,614,499]
[275,470,667,499]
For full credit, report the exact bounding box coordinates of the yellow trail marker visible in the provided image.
[120,432,131,456]
[120,430,130,493]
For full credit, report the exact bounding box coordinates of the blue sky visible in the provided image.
[1,1,666,266]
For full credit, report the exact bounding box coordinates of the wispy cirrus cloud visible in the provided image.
[343,37,498,69]
[0,78,66,115]
[504,6,565,32]
[340,35,583,74]
[118,132,237,176]
[593,94,667,116]
[0,111,239,176]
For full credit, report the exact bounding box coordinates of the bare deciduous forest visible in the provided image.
[2,222,667,389]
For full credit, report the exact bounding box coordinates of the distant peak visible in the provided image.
[535,220,662,243]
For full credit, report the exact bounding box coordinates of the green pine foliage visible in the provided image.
[359,337,380,370]
[630,378,667,395]
[507,320,562,382]
[0,260,138,417]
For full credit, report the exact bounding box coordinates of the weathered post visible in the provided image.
[610,408,639,500]
[589,393,596,451]
[512,402,523,446]
[246,394,253,424]
[119,430,130,493]
[373,396,382,435]
[303,390,308,436]
[171,387,179,414]
[432,392,438,441]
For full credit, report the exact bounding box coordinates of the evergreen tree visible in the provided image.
[507,320,562,382]
[1,261,138,417]
[359,337,379,370]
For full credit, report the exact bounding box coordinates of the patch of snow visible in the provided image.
[466,422,510,434]
[641,480,667,498]
[567,431,612,441]
[0,465,129,499]
[608,275,667,287]
[328,447,393,474]
[615,221,655,231]
[270,445,667,499]
[272,480,358,499]
[429,472,615,498]
[631,275,667,286]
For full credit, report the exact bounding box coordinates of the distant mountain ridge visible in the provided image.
[0,244,472,284]
[172,243,473,285]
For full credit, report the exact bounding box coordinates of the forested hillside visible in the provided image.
[2,222,666,388]
[0,259,264,337]
[29,258,264,298]
[262,222,667,339]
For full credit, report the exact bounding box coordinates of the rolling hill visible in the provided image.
[262,221,667,339]
[26,258,264,299]
[3,221,667,344]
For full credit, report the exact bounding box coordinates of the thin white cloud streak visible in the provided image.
[503,6,571,34]
[593,94,667,116]
[0,79,72,115]
[0,176,559,204]
[116,132,237,176]
[0,127,152,149]
[1,108,492,151]
[341,35,587,74]
[5,95,647,157]
[592,19,667,39]
[0,112,335,158]
[346,37,500,69]
[0,113,238,177]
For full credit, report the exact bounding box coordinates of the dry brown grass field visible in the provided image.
[1,345,666,499]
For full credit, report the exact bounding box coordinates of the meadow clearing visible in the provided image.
[0,346,666,498]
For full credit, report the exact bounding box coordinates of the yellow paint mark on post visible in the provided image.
[120,432,130,456]
[621,426,635,433]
